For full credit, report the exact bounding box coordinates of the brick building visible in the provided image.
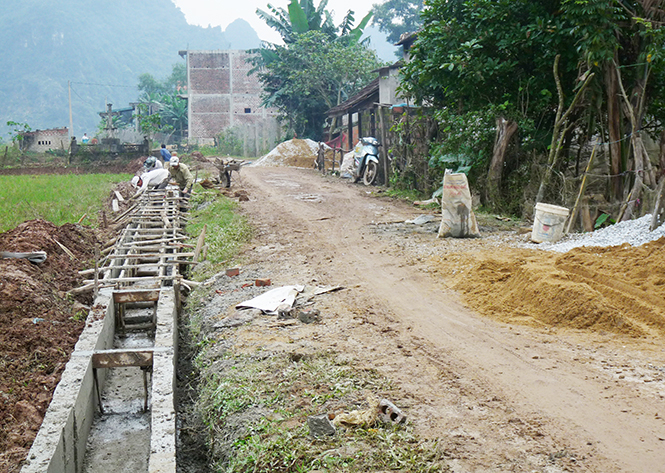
[22,127,69,153]
[180,50,279,152]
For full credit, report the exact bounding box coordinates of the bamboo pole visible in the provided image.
[566,144,597,234]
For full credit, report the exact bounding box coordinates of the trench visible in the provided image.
[21,185,194,473]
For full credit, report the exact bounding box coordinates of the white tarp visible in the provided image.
[236,285,304,313]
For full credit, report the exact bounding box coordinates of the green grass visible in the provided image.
[192,350,447,473]
[187,189,253,280]
[0,173,131,232]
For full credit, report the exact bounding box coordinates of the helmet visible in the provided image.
[170,156,180,166]
[131,175,140,187]
[144,156,157,169]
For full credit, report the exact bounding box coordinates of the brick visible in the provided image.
[378,399,407,424]
[255,278,271,287]
[225,267,240,277]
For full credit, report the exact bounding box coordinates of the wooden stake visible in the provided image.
[566,144,597,234]
[193,224,207,262]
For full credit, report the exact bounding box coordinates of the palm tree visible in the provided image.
[256,0,371,46]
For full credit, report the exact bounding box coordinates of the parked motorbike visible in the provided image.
[352,137,380,186]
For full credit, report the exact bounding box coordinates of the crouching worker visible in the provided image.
[168,156,194,197]
[131,167,171,196]
[143,156,163,170]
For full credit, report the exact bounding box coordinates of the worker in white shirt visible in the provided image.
[143,156,163,170]
[131,167,171,195]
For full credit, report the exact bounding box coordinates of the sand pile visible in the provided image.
[254,139,323,168]
[429,236,665,338]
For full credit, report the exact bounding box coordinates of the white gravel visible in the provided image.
[535,214,665,252]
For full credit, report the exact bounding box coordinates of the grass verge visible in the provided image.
[186,189,253,281]
[0,173,131,232]
[192,345,447,473]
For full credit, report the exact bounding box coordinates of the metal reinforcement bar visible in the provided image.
[22,186,188,473]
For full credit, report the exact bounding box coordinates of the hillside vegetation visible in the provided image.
[0,0,260,138]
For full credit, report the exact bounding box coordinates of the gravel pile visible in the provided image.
[536,214,665,252]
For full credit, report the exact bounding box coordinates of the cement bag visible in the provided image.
[437,172,480,238]
[340,151,355,178]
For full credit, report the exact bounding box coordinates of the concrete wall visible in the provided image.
[21,289,116,473]
[148,287,178,473]
[24,128,69,153]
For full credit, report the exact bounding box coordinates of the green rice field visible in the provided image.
[0,173,131,232]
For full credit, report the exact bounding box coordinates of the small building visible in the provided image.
[326,31,418,150]
[179,49,279,154]
[22,127,69,153]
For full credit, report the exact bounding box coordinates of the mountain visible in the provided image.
[0,0,260,139]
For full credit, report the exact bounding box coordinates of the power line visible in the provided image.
[70,81,137,89]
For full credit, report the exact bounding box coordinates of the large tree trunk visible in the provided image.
[614,61,655,220]
[659,129,665,183]
[486,117,518,206]
[605,61,623,199]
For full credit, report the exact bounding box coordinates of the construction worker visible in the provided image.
[168,155,194,196]
[131,167,170,196]
[143,156,163,170]
[160,144,171,163]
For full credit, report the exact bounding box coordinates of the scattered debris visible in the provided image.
[378,399,407,424]
[333,399,379,428]
[413,197,439,207]
[298,309,320,324]
[236,285,304,314]
[212,310,259,330]
[0,251,47,264]
[308,413,336,437]
[406,215,438,225]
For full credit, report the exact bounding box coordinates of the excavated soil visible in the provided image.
[0,220,98,472]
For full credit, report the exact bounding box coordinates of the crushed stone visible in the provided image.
[527,214,665,252]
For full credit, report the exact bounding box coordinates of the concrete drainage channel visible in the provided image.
[21,186,195,473]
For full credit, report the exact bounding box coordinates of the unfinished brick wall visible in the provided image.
[186,50,278,146]
[23,127,69,153]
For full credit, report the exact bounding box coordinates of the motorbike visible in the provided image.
[352,136,380,186]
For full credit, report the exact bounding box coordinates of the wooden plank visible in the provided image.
[113,289,160,303]
[194,224,207,262]
[105,252,195,259]
[114,190,125,202]
[112,199,120,212]
[92,350,153,369]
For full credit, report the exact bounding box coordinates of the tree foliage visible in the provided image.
[399,0,665,211]
[254,0,380,139]
[135,63,188,141]
[256,30,382,139]
[371,0,424,44]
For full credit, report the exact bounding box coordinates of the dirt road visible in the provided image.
[236,165,665,472]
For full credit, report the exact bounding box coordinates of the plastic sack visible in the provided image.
[437,172,480,238]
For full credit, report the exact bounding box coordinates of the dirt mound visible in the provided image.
[430,237,665,338]
[254,139,321,168]
[0,219,98,472]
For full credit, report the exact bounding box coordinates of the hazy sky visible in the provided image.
[171,0,379,44]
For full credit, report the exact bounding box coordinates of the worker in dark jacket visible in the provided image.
[160,144,171,163]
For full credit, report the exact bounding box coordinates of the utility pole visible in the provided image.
[68,80,73,140]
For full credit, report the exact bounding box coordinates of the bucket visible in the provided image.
[532,203,569,243]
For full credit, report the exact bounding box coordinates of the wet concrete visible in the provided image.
[82,317,155,473]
